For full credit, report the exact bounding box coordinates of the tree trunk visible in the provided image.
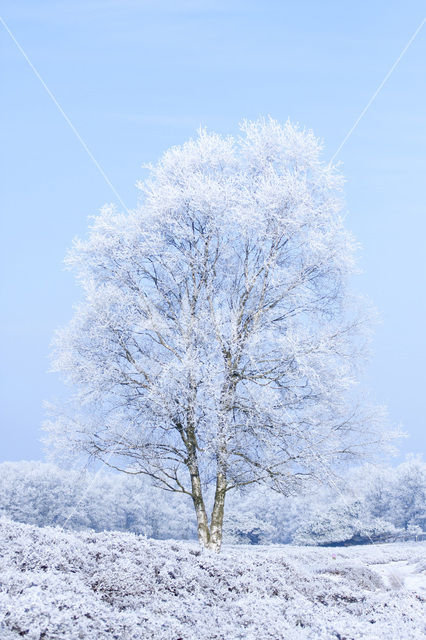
[189,472,226,552]
[185,399,211,548]
[187,459,227,552]
[208,471,226,552]
[186,378,229,552]
[189,468,211,548]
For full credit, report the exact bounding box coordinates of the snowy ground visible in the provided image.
[0,518,424,639]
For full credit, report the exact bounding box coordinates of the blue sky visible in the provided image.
[1,1,425,461]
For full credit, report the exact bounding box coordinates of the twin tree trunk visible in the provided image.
[186,422,227,551]
[186,400,228,552]
[190,467,226,552]
[187,377,234,551]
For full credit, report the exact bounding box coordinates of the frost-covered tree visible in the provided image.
[0,461,196,539]
[293,498,401,546]
[46,118,391,551]
[351,455,426,533]
[295,456,426,546]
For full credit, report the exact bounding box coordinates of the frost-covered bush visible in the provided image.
[293,499,401,546]
[293,457,426,546]
[225,484,314,544]
[1,518,425,640]
[223,512,277,545]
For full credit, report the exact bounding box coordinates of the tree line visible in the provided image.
[1,458,424,546]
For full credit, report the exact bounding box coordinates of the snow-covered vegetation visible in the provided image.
[0,461,195,540]
[0,518,424,639]
[1,457,424,546]
[294,456,426,546]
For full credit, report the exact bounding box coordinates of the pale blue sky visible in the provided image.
[1,1,425,461]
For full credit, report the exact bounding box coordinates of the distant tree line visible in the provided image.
[0,457,424,546]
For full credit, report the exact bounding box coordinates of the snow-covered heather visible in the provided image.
[1,518,424,640]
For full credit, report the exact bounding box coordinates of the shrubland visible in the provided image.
[1,518,425,640]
